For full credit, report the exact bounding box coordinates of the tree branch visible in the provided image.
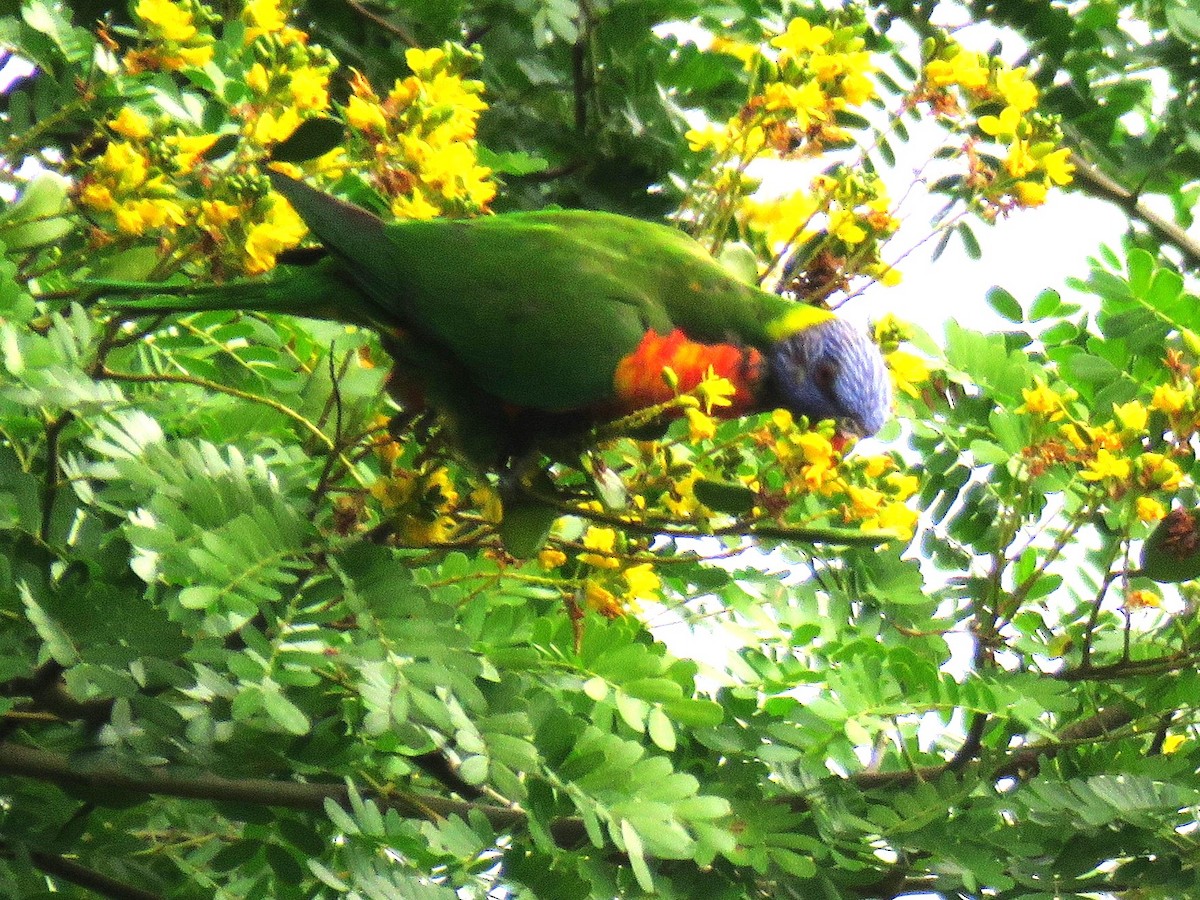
[0,742,591,850]
[1069,152,1200,270]
[850,704,1135,790]
[4,844,163,900]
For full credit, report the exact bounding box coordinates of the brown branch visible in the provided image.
[6,844,163,900]
[0,741,591,850]
[1054,650,1200,681]
[1069,152,1200,270]
[850,704,1136,790]
[343,0,418,46]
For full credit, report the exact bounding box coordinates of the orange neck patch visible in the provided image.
[613,329,765,415]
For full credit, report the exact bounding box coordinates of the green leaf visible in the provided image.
[261,685,311,735]
[693,478,756,515]
[1028,289,1062,320]
[20,583,78,665]
[1066,353,1120,383]
[270,116,344,163]
[476,146,549,175]
[647,707,676,751]
[622,677,685,703]
[662,698,723,727]
[621,819,654,892]
[986,287,1022,323]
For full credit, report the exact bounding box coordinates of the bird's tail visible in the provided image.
[86,259,372,325]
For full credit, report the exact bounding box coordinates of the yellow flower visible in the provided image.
[1151,383,1189,414]
[1005,139,1037,178]
[391,190,442,221]
[846,485,885,518]
[828,208,867,245]
[771,17,833,61]
[884,472,920,499]
[685,125,727,153]
[1113,400,1149,433]
[1040,147,1075,185]
[924,52,988,90]
[864,261,902,286]
[289,67,330,110]
[1016,383,1066,419]
[741,191,820,248]
[795,431,835,464]
[172,43,213,69]
[243,0,286,40]
[1137,453,1184,492]
[133,197,187,229]
[694,367,736,413]
[1125,588,1161,610]
[422,467,458,509]
[622,563,660,601]
[114,201,147,235]
[96,141,149,192]
[684,407,717,442]
[248,106,301,145]
[406,46,447,76]
[538,548,567,570]
[80,183,115,211]
[861,455,893,478]
[763,80,828,130]
[578,526,621,569]
[246,62,271,95]
[109,107,152,140]
[1014,180,1048,207]
[1162,734,1186,754]
[167,132,219,174]
[244,194,308,274]
[996,67,1038,112]
[885,349,930,400]
[346,94,388,133]
[978,105,1022,138]
[732,122,768,159]
[839,69,876,106]
[585,580,623,618]
[1080,449,1130,483]
[864,501,919,539]
[1136,496,1167,523]
[197,199,241,234]
[135,0,197,43]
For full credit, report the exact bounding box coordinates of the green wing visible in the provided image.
[270,173,794,412]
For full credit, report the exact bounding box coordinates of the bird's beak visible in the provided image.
[832,419,865,454]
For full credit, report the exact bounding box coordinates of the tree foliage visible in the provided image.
[0,1,1198,898]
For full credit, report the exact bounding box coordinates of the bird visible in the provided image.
[93,171,891,467]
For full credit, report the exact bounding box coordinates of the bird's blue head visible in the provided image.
[768,317,891,438]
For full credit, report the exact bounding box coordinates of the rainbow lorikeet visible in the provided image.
[94,171,891,466]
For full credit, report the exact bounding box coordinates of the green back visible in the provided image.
[270,174,795,411]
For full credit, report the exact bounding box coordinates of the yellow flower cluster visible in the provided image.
[920,38,1074,212]
[742,167,902,293]
[689,15,877,159]
[78,3,494,277]
[683,14,903,295]
[370,465,463,546]
[873,314,934,401]
[1017,371,1194,526]
[124,0,215,72]
[537,522,662,618]
[343,46,495,220]
[761,409,919,538]
[77,0,339,275]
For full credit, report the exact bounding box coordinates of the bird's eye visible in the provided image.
[812,359,839,399]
